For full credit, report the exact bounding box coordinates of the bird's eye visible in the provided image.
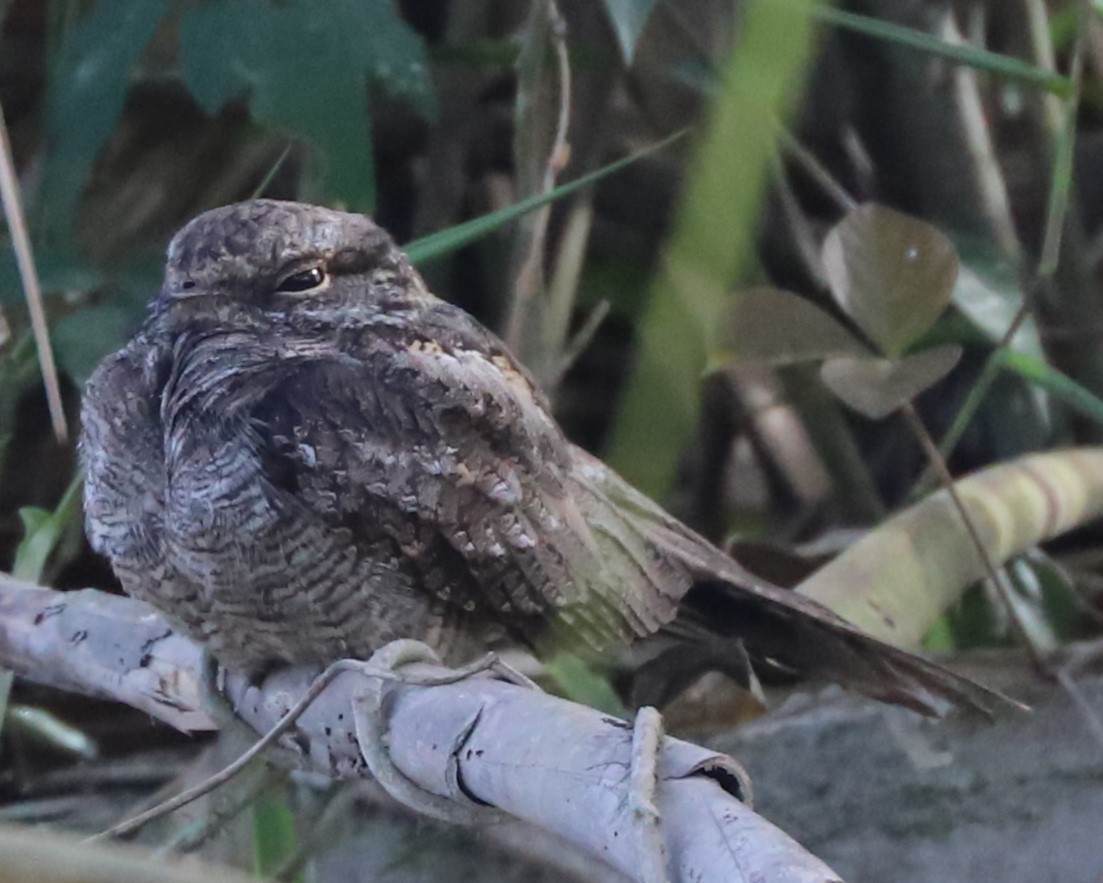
[276,266,327,293]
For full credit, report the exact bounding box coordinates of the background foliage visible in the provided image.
[1,0,1102,880]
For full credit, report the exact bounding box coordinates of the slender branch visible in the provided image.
[506,0,574,359]
[0,98,67,441]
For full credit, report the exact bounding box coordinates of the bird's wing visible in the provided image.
[245,303,684,656]
[80,329,220,635]
[81,331,167,573]
[570,448,1021,717]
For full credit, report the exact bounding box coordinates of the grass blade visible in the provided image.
[0,99,67,441]
[812,6,1071,97]
[404,129,687,265]
[998,349,1103,427]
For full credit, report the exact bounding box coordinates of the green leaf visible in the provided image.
[179,0,434,211]
[929,550,1088,652]
[711,286,867,367]
[822,203,959,358]
[0,247,102,307]
[997,348,1103,427]
[38,1,171,240]
[601,0,661,63]
[820,344,963,420]
[544,652,627,716]
[252,791,299,880]
[1005,557,1060,653]
[52,303,136,383]
[14,509,50,580]
[1019,549,1088,641]
[953,261,1042,359]
[12,477,82,583]
[406,129,687,264]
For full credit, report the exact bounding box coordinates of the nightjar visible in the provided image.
[80,199,1008,715]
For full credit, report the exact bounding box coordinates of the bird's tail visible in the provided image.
[569,448,1022,718]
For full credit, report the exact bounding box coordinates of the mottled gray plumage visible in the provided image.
[81,200,1008,715]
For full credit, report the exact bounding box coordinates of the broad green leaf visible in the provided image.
[953,262,1042,359]
[820,344,963,420]
[601,0,661,63]
[822,204,959,358]
[52,303,135,383]
[180,0,434,211]
[711,286,867,367]
[38,1,171,240]
[0,247,101,307]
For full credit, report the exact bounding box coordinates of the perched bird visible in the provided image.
[81,199,1007,716]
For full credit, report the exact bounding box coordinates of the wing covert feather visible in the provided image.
[248,324,678,654]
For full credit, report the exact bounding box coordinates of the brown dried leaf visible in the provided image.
[711,287,867,367]
[822,204,959,357]
[820,344,963,420]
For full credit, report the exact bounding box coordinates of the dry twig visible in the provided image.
[0,98,67,441]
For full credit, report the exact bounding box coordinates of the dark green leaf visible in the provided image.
[1020,549,1089,641]
[180,0,434,211]
[953,262,1042,359]
[822,203,959,358]
[712,286,867,367]
[1006,557,1059,652]
[820,344,963,420]
[0,248,101,306]
[52,304,135,383]
[38,1,171,240]
[601,0,661,63]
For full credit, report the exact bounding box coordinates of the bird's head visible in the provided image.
[153,200,428,333]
